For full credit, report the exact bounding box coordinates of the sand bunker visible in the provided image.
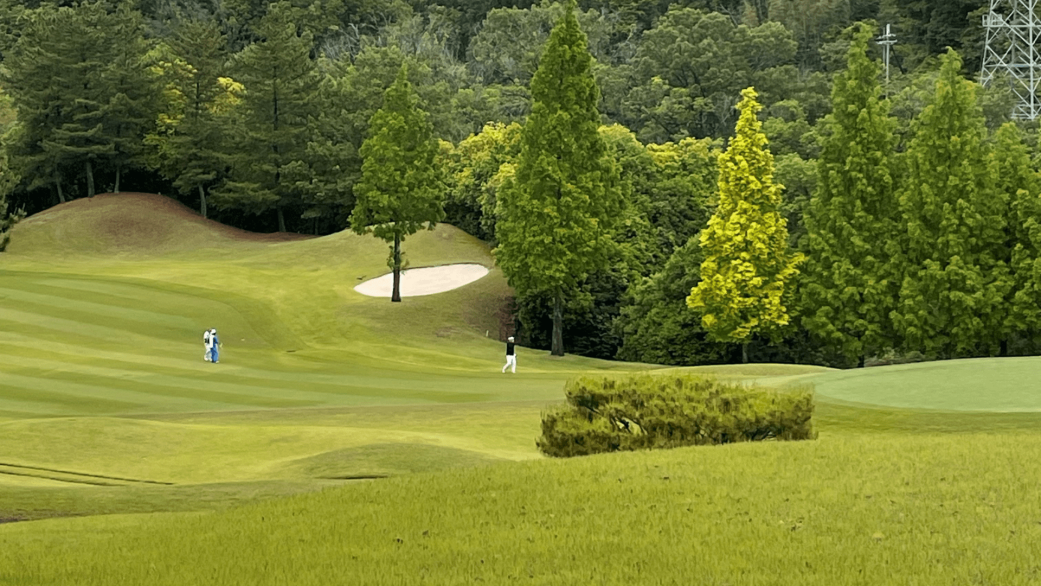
[354,264,490,297]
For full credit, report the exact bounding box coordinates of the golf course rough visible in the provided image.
[2,193,1041,585]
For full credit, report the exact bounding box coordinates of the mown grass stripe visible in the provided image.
[0,346,339,403]
[0,335,499,401]
[0,307,178,346]
[0,286,197,329]
[0,373,235,413]
[0,366,313,411]
[0,298,208,344]
[0,382,138,413]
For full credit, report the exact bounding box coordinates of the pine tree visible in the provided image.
[213,1,319,232]
[148,19,231,218]
[44,3,114,198]
[800,24,899,366]
[99,2,156,194]
[3,4,113,201]
[686,87,802,363]
[350,64,445,303]
[494,1,623,356]
[892,49,1011,358]
[993,123,1041,353]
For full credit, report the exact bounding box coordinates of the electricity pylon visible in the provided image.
[981,0,1041,120]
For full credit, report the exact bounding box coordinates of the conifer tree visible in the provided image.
[350,64,444,303]
[148,19,232,218]
[687,87,802,363]
[893,49,1011,358]
[800,24,899,366]
[99,3,156,194]
[494,1,623,356]
[213,1,319,232]
[3,4,113,200]
[993,123,1041,352]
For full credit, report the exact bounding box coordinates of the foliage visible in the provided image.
[350,64,445,302]
[146,19,234,218]
[800,24,900,364]
[443,121,521,242]
[616,235,734,365]
[538,374,815,457]
[1,2,151,201]
[494,2,623,356]
[892,49,1010,358]
[993,122,1041,353]
[687,88,803,351]
[211,1,320,232]
[621,7,800,142]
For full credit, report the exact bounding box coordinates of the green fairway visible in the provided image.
[812,357,1041,411]
[3,194,1040,585]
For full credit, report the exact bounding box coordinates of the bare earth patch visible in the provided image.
[354,264,490,297]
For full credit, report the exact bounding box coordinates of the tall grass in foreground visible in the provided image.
[3,431,1041,585]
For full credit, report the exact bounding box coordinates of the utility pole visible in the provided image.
[877,23,897,85]
[981,0,1041,120]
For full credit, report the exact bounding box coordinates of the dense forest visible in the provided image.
[2,0,1039,367]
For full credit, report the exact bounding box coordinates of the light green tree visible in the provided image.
[800,24,900,366]
[992,122,1041,353]
[494,1,623,356]
[443,121,522,242]
[687,87,803,363]
[892,49,1011,358]
[350,64,445,303]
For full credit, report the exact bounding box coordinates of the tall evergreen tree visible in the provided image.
[892,49,1011,358]
[800,24,899,366]
[494,1,623,356]
[992,122,1041,353]
[687,87,802,363]
[350,64,445,303]
[213,1,319,232]
[148,19,231,218]
[99,2,157,194]
[2,4,113,201]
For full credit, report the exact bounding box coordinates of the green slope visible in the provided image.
[811,357,1041,411]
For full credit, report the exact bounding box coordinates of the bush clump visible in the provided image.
[537,374,815,457]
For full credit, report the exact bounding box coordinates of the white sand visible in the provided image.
[354,263,490,297]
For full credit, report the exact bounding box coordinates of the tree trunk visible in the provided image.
[114,163,121,193]
[1000,339,1009,357]
[198,185,207,219]
[741,341,749,364]
[391,233,402,303]
[551,292,564,356]
[55,177,66,203]
[277,207,286,232]
[85,160,95,197]
[858,354,866,368]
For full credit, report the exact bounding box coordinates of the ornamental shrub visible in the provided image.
[537,374,815,457]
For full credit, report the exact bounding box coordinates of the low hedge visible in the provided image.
[537,374,815,457]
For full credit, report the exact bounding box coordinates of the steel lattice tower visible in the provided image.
[981,0,1041,120]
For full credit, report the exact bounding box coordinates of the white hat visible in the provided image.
[508,336,514,341]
